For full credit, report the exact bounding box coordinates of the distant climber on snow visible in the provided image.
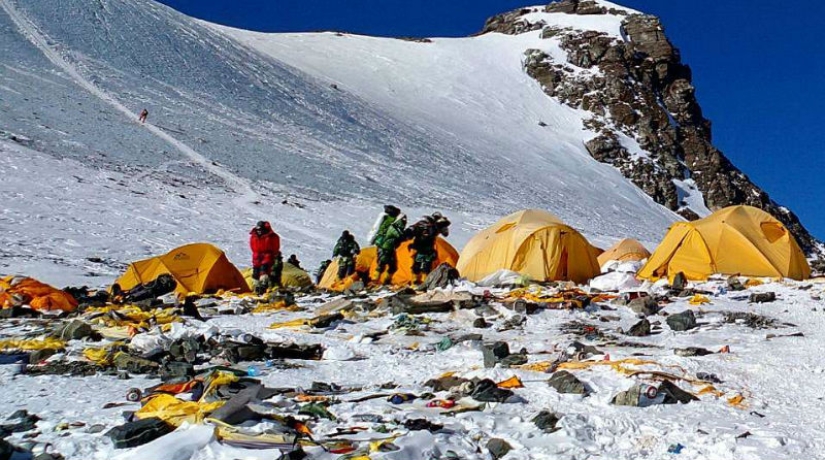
[332,230,360,280]
[406,212,451,284]
[371,205,407,285]
[249,221,282,294]
[138,108,149,124]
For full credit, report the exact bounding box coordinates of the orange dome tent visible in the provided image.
[597,238,651,266]
[457,209,601,284]
[638,205,810,281]
[115,243,249,295]
[318,238,459,291]
[0,276,78,313]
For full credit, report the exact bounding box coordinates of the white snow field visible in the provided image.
[0,0,681,286]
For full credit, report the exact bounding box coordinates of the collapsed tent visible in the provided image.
[319,238,459,290]
[242,263,313,290]
[116,243,249,295]
[0,276,78,312]
[638,205,811,281]
[597,238,651,267]
[457,209,601,284]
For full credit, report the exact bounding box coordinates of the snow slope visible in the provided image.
[1,0,678,285]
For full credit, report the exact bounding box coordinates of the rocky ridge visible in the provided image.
[481,0,819,254]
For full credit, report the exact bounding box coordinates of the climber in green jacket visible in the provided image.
[372,205,406,284]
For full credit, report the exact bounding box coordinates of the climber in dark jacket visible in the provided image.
[332,231,361,280]
[406,212,451,283]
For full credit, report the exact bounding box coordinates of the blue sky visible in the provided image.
[158,0,825,239]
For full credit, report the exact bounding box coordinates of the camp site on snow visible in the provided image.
[2,204,824,460]
[1,0,823,458]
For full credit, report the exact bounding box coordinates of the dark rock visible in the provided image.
[482,341,511,368]
[749,292,776,303]
[266,343,324,360]
[1,410,39,435]
[627,297,660,316]
[658,380,698,404]
[499,353,528,367]
[626,319,651,336]
[473,317,490,329]
[666,310,697,331]
[403,418,443,432]
[487,438,513,460]
[422,263,460,290]
[674,347,713,357]
[277,449,308,460]
[548,370,589,395]
[532,410,561,432]
[106,417,173,449]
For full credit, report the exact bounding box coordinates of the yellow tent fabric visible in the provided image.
[115,243,249,295]
[597,238,652,266]
[318,238,460,290]
[457,209,601,284]
[638,205,811,281]
[242,263,313,290]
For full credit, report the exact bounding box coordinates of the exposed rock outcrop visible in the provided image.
[481,0,819,254]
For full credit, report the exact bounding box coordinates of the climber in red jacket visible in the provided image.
[249,221,282,293]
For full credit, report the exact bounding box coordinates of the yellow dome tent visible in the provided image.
[457,209,601,284]
[319,238,459,291]
[242,263,313,290]
[638,205,811,281]
[115,243,249,295]
[597,238,652,266]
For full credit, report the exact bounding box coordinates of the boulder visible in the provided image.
[487,438,513,460]
[626,319,651,336]
[113,353,158,374]
[666,310,697,331]
[471,379,514,402]
[532,410,561,432]
[749,292,776,303]
[628,296,660,316]
[548,370,589,395]
[421,263,460,290]
[482,341,511,368]
[674,347,713,357]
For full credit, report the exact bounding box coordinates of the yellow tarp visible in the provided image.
[639,206,810,281]
[115,243,249,295]
[0,276,78,312]
[597,238,651,266]
[136,394,225,426]
[0,338,66,351]
[457,209,601,284]
[319,238,459,291]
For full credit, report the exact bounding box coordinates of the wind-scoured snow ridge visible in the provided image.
[0,0,686,284]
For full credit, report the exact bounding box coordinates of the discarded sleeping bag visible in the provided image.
[0,276,78,313]
[116,274,177,303]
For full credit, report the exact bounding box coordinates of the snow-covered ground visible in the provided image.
[0,0,683,286]
[2,279,825,459]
